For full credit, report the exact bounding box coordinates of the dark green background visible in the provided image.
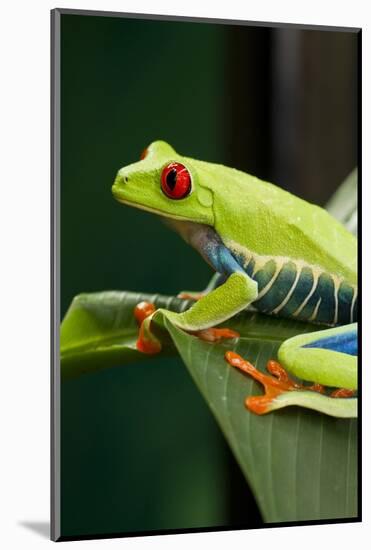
[60,12,358,539]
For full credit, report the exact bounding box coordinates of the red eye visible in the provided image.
[161,162,192,200]
[140,147,149,160]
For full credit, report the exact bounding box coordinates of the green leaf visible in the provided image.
[164,317,357,523]
[61,291,190,378]
[61,291,357,523]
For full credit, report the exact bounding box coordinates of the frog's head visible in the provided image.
[112,141,214,226]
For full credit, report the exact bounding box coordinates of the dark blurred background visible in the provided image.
[60,12,358,538]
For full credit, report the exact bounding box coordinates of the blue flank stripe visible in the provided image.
[254,261,297,313]
[338,281,355,324]
[303,328,358,356]
[229,245,357,324]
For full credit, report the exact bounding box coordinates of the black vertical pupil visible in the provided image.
[166,168,177,190]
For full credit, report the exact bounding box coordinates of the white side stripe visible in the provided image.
[308,297,322,322]
[272,264,303,315]
[292,271,319,317]
[255,260,283,300]
[333,279,340,325]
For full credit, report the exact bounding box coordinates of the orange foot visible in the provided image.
[134,301,160,354]
[177,292,204,301]
[192,327,240,343]
[133,301,239,353]
[224,351,326,415]
[134,301,157,324]
[330,388,356,398]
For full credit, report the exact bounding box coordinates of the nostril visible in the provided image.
[124,176,129,183]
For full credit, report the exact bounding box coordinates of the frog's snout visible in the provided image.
[115,173,129,186]
[112,173,129,200]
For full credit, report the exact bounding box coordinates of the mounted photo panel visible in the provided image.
[51,8,360,542]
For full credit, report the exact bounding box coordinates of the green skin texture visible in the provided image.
[112,141,357,418]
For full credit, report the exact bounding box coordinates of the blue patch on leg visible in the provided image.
[303,327,357,356]
[202,229,246,277]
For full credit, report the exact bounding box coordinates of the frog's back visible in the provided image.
[191,158,357,285]
[191,158,357,326]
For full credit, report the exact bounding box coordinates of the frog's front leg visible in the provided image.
[178,272,226,301]
[137,271,257,353]
[226,323,357,418]
[135,228,258,354]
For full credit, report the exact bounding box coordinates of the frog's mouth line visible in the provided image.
[115,196,210,225]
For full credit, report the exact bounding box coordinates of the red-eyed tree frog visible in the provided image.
[112,141,357,418]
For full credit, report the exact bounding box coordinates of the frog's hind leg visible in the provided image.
[225,323,357,418]
[278,323,357,390]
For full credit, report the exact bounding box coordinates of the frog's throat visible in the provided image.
[116,197,209,225]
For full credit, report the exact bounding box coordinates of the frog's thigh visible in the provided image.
[278,323,357,390]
